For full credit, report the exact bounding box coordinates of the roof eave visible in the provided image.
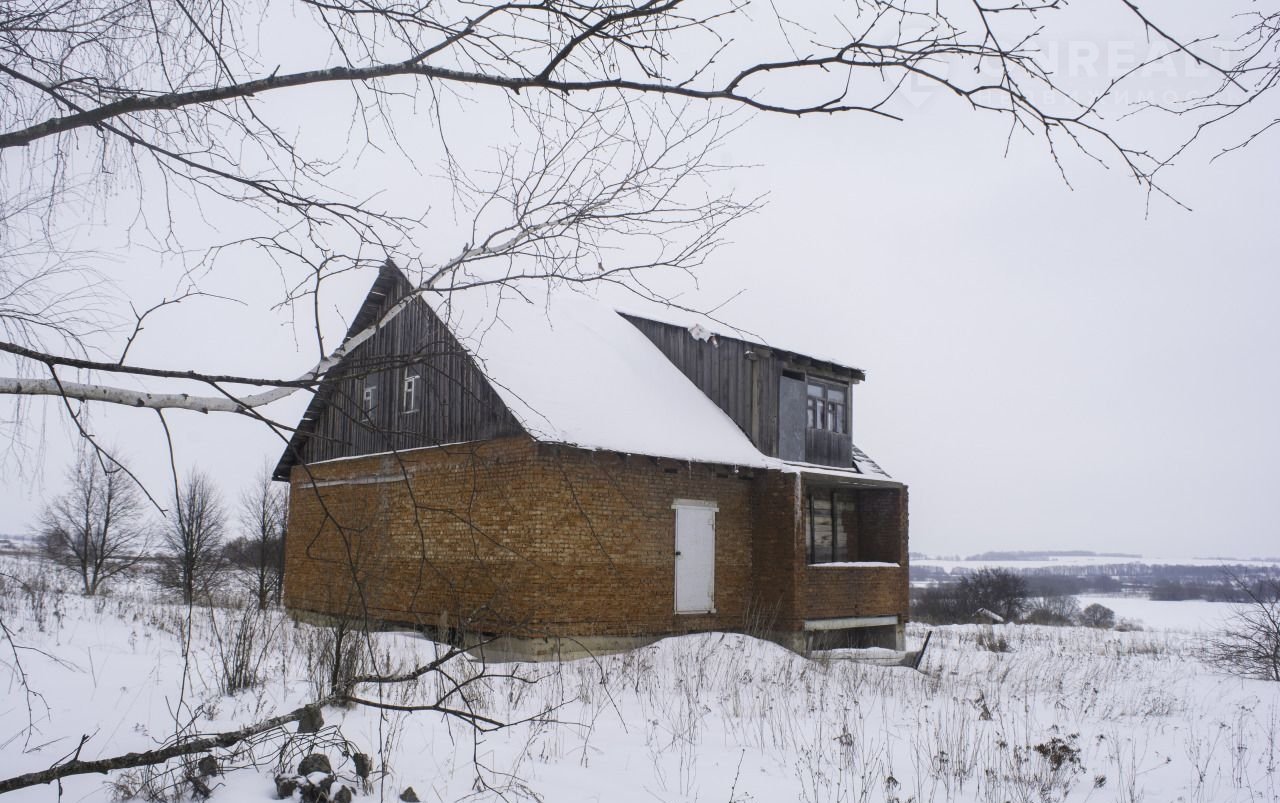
[619,312,866,380]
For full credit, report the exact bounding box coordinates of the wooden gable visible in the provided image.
[273,262,525,480]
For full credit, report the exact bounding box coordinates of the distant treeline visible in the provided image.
[912,562,1279,602]
[966,550,1142,561]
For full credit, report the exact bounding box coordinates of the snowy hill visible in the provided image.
[1,553,1277,802]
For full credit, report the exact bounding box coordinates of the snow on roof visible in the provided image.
[274,265,896,482]
[425,285,772,468]
[424,284,896,480]
[778,460,895,483]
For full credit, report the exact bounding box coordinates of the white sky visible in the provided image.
[693,106,1280,559]
[1,3,1276,560]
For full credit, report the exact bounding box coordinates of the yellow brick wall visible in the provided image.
[285,437,759,637]
[283,436,910,639]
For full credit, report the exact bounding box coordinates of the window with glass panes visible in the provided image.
[402,372,418,412]
[807,490,856,563]
[805,380,847,434]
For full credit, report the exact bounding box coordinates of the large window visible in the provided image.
[807,490,855,563]
[806,380,847,434]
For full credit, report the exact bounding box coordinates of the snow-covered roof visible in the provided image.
[275,264,896,482]
[425,284,894,480]
[426,286,770,468]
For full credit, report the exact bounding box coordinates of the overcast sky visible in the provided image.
[1,2,1275,560]
[686,107,1279,559]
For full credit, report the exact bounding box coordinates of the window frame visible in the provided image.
[401,371,419,413]
[805,378,848,435]
[361,384,376,417]
[806,489,855,564]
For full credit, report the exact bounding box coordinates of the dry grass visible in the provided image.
[2,555,1278,802]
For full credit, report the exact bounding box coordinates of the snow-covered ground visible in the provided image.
[1075,596,1247,632]
[2,555,1278,803]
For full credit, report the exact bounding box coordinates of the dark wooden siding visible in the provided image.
[623,315,778,451]
[805,428,853,468]
[622,315,862,468]
[289,272,524,470]
[757,355,782,457]
[622,316,751,426]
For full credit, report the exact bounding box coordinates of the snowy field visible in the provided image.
[1074,596,1247,633]
[2,555,1278,803]
[915,556,1280,572]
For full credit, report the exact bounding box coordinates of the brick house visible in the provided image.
[275,262,908,658]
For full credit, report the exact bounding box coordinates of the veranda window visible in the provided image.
[807,490,855,563]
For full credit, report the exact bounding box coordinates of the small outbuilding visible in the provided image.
[275,262,909,658]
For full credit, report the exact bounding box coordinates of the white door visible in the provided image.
[674,501,716,614]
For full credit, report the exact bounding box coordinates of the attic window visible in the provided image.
[402,372,418,413]
[362,385,375,416]
[806,380,847,434]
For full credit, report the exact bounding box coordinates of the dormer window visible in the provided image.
[779,374,853,466]
[806,380,847,434]
[402,372,418,413]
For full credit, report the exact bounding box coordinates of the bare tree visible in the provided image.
[158,470,227,605]
[0,2,1266,797]
[0,0,1255,432]
[961,568,1031,624]
[1161,6,1280,158]
[38,448,148,595]
[224,464,287,610]
[1203,574,1280,682]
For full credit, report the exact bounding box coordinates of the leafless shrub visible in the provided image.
[1,558,63,632]
[977,627,1012,653]
[1080,603,1117,629]
[297,615,368,700]
[107,764,169,803]
[1023,596,1082,627]
[914,569,1031,624]
[741,595,782,642]
[1013,734,1085,803]
[1202,574,1280,682]
[208,604,280,696]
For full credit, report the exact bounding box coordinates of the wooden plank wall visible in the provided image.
[623,315,863,467]
[302,294,524,465]
[622,315,781,457]
[805,428,853,468]
[295,301,861,471]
